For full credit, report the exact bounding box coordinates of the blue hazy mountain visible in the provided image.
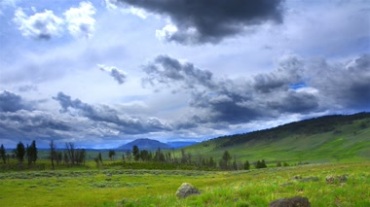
[117,138,198,150]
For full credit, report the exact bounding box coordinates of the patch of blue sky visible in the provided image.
[289,81,307,90]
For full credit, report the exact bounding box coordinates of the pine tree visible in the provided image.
[261,159,267,168]
[98,152,103,164]
[0,144,6,164]
[108,150,115,161]
[232,159,238,170]
[26,144,32,165]
[255,160,261,169]
[209,157,215,168]
[30,140,37,164]
[244,160,250,170]
[15,142,25,164]
[26,140,38,165]
[154,148,165,162]
[132,145,140,161]
[50,140,56,169]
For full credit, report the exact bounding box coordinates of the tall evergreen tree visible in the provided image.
[219,150,232,170]
[108,150,115,161]
[50,140,56,169]
[0,144,6,164]
[222,150,231,164]
[30,140,37,164]
[244,160,250,170]
[140,150,151,161]
[209,157,216,168]
[132,145,140,161]
[26,144,32,165]
[98,152,103,163]
[154,148,165,162]
[261,159,267,168]
[15,142,25,163]
[255,160,261,169]
[26,140,38,165]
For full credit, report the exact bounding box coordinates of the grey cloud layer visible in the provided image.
[143,54,370,125]
[0,91,170,141]
[305,54,370,109]
[0,110,72,139]
[53,92,170,134]
[143,55,215,89]
[119,0,284,44]
[0,91,73,140]
[1,54,369,142]
[0,91,30,112]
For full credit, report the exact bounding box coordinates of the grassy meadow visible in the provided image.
[0,161,369,207]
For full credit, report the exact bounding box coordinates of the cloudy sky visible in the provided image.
[0,0,369,148]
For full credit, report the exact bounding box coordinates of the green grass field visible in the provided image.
[1,162,369,207]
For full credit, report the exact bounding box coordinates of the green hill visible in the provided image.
[185,112,370,163]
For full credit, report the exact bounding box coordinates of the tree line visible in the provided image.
[1,141,289,171]
[0,140,86,169]
[0,141,37,165]
[96,145,272,171]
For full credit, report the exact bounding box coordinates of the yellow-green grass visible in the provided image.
[1,162,369,206]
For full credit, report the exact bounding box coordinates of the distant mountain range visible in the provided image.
[117,138,198,151]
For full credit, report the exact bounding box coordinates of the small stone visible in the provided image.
[269,196,311,207]
[300,176,320,182]
[293,175,302,180]
[175,183,200,198]
[326,175,348,184]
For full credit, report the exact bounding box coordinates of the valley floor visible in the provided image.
[1,162,369,206]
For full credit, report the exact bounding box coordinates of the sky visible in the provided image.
[0,0,369,149]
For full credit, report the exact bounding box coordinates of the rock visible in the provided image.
[300,176,320,182]
[292,175,302,180]
[326,175,348,184]
[175,183,200,198]
[292,176,319,183]
[269,196,311,207]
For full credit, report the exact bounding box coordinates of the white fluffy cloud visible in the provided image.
[155,23,178,41]
[13,1,96,39]
[13,8,64,39]
[64,1,96,39]
[104,0,148,19]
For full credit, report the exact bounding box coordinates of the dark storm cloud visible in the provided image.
[267,91,319,113]
[143,55,215,89]
[143,54,370,127]
[118,0,285,44]
[0,111,72,139]
[0,91,31,112]
[253,57,302,93]
[53,92,170,134]
[0,92,74,140]
[306,54,370,110]
[143,55,319,125]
